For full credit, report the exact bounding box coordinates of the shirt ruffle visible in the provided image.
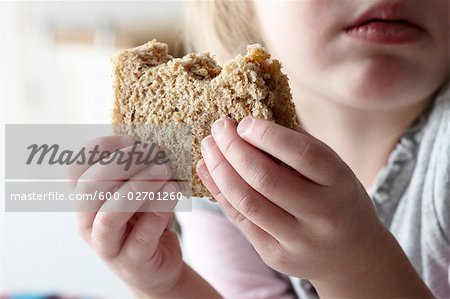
[370,83,448,227]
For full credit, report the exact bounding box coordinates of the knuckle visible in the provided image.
[209,158,228,177]
[259,123,274,144]
[96,213,118,233]
[133,227,152,247]
[295,138,315,164]
[328,168,346,188]
[265,239,282,256]
[324,151,351,187]
[252,166,279,194]
[236,193,260,218]
[322,212,341,230]
[231,211,248,226]
[239,154,254,171]
[261,240,287,267]
[335,159,354,182]
[314,210,344,238]
[223,136,240,156]
[212,192,223,202]
[127,179,140,194]
[211,188,223,200]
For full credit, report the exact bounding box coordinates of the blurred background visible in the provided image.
[0,1,186,298]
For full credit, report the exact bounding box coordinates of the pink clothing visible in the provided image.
[176,210,295,299]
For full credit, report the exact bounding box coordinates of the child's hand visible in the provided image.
[69,136,184,295]
[197,117,429,297]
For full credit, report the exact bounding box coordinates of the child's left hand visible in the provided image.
[196,117,393,291]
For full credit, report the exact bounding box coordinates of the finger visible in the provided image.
[76,141,164,194]
[73,136,135,243]
[208,118,323,216]
[97,163,172,213]
[74,142,169,232]
[200,135,298,240]
[85,163,171,258]
[236,117,347,187]
[67,135,135,187]
[118,182,179,264]
[136,181,181,213]
[196,158,282,250]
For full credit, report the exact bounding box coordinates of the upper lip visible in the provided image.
[345,1,424,30]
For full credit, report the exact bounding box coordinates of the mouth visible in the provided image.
[344,2,425,44]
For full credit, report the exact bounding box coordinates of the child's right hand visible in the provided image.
[69,136,184,295]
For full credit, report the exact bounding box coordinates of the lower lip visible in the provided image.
[346,22,424,44]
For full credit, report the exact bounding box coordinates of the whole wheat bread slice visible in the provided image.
[112,40,297,199]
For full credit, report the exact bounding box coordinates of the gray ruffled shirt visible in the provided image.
[184,82,450,298]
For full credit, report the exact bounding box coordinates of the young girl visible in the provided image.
[72,0,449,298]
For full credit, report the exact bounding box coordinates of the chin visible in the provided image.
[332,65,433,110]
[328,80,428,111]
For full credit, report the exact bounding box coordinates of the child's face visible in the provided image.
[254,0,449,110]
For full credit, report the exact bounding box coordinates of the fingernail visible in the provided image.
[237,117,253,136]
[120,135,135,147]
[212,118,225,136]
[196,159,208,177]
[149,163,171,176]
[201,135,216,153]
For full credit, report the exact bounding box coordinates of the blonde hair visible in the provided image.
[183,0,263,64]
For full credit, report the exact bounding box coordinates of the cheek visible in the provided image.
[254,1,330,74]
[432,3,449,55]
[255,2,312,46]
[261,2,329,42]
